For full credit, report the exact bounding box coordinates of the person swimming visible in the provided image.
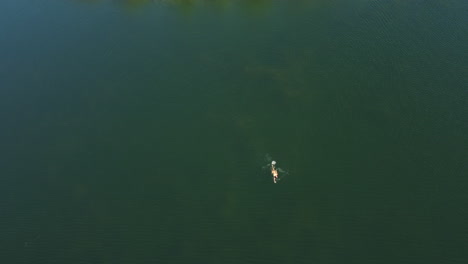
[271,161,279,183]
[263,155,289,183]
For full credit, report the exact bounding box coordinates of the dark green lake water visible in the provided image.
[1,0,467,263]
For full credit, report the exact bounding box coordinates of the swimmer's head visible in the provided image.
[271,161,276,165]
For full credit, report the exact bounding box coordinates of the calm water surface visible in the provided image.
[1,0,467,263]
